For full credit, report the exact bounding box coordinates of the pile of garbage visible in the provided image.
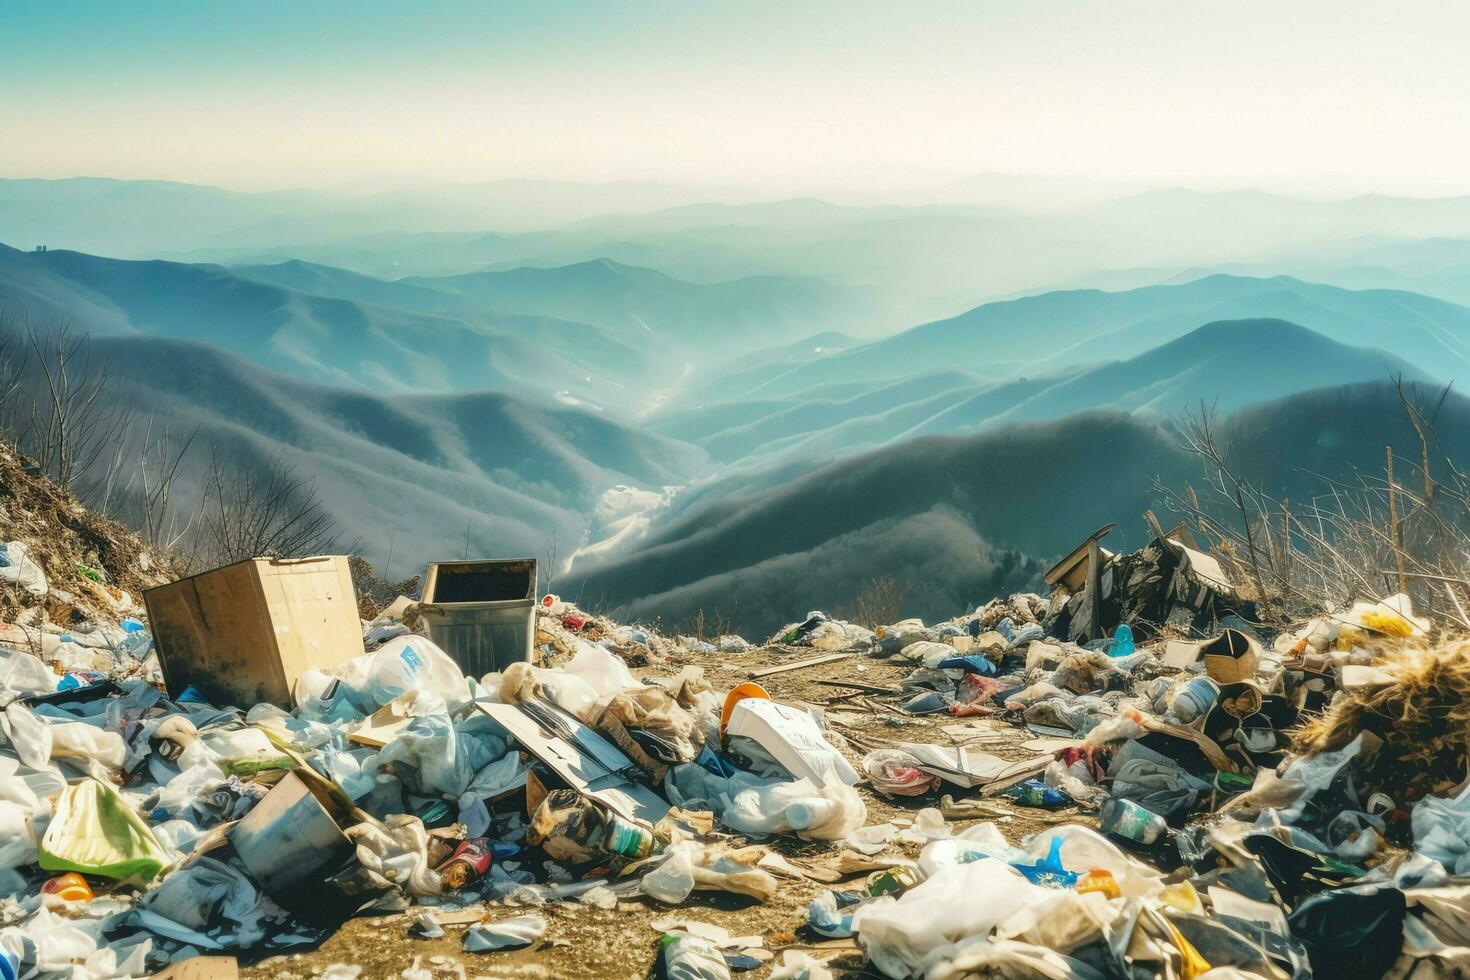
[2,528,1470,979]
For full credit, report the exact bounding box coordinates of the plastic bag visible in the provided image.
[39,778,169,882]
[641,845,696,903]
[376,711,509,797]
[563,639,638,698]
[498,662,600,721]
[863,749,940,797]
[199,727,292,775]
[3,703,53,770]
[852,858,1050,978]
[1413,780,1470,875]
[637,841,777,905]
[366,636,466,708]
[131,856,267,949]
[0,542,48,595]
[463,915,546,952]
[1023,824,1162,898]
[0,649,58,696]
[344,813,441,897]
[49,722,126,771]
[0,800,38,868]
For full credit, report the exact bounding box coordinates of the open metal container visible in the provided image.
[418,558,537,676]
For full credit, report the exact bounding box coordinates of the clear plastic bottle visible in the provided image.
[1099,797,1167,846]
[659,935,730,980]
[785,797,838,831]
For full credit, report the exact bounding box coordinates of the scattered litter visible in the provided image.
[1,512,1467,980]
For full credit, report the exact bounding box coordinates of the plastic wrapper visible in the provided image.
[39,778,168,882]
[863,749,941,797]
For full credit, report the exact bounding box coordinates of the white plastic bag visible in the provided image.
[0,800,38,868]
[852,858,1050,978]
[0,648,58,695]
[1023,824,1163,898]
[3,702,52,770]
[563,639,638,698]
[49,722,126,770]
[345,814,441,897]
[641,845,696,903]
[463,915,545,952]
[0,542,47,595]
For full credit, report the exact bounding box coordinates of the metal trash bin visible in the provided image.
[418,558,537,676]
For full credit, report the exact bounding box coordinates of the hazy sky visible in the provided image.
[4,1,1469,197]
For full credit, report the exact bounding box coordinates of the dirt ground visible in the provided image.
[241,644,1089,980]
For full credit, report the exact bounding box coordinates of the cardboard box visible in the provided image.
[1200,628,1261,684]
[144,556,363,708]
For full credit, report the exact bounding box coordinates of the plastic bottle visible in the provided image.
[785,797,839,831]
[658,935,730,980]
[593,813,656,860]
[1168,676,1220,724]
[1004,779,1068,808]
[1107,624,1136,657]
[1099,797,1167,846]
[437,838,497,891]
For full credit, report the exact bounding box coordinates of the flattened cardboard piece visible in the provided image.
[725,697,860,787]
[1162,639,1204,671]
[897,743,1050,790]
[348,699,413,748]
[476,697,670,825]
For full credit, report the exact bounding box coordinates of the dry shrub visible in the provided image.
[850,574,909,628]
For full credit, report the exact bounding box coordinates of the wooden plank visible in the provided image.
[749,652,852,678]
[816,680,900,695]
[149,957,238,980]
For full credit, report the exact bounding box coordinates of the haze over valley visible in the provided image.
[6,1,1470,634]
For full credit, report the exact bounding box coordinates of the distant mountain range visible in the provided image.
[14,177,1470,317]
[691,274,1470,404]
[70,335,707,576]
[655,318,1423,464]
[562,381,1470,636]
[0,244,866,413]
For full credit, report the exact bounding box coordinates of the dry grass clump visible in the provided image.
[1294,636,1470,804]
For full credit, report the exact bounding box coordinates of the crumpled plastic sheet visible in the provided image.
[852,858,1052,978]
[463,915,546,952]
[638,840,779,905]
[664,763,866,840]
[345,813,442,897]
[1412,781,1470,876]
[0,541,48,596]
[376,711,510,798]
[0,906,151,980]
[456,749,527,839]
[128,856,268,950]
